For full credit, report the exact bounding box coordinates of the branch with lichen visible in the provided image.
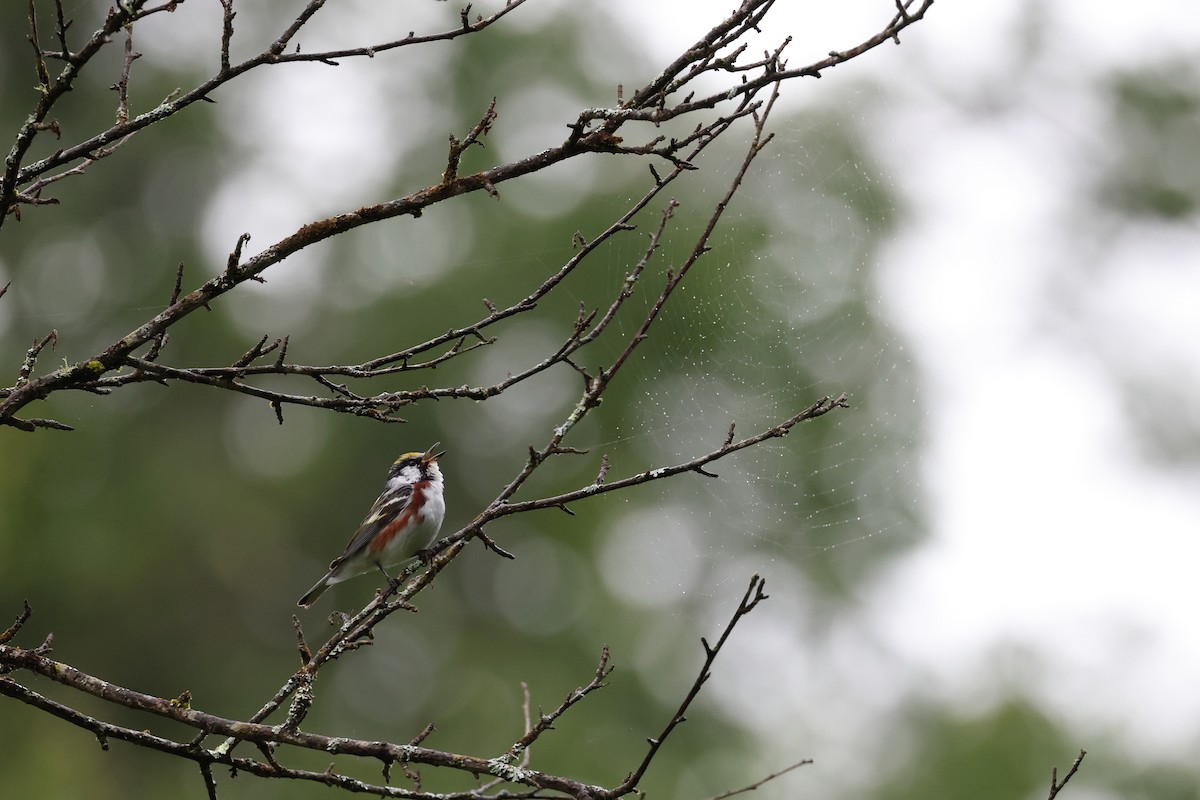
[1,0,932,432]
[0,3,941,799]
[1,576,788,800]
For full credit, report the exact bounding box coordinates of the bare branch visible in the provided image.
[6,0,533,218]
[1,2,935,796]
[613,576,771,796]
[3,0,150,222]
[501,647,614,763]
[0,575,783,800]
[1,1,929,430]
[0,635,610,798]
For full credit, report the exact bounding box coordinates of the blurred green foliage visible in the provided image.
[1100,60,1200,220]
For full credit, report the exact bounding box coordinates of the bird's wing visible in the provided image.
[327,484,414,568]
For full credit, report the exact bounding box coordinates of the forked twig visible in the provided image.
[1047,750,1087,800]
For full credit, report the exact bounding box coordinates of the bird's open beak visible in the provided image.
[423,442,445,463]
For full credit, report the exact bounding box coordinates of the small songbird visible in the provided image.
[297,443,446,608]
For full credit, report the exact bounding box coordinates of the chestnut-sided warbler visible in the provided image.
[297,443,446,608]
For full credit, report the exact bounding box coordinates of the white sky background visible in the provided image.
[607,0,1200,768]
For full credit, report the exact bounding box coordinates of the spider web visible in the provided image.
[550,100,923,608]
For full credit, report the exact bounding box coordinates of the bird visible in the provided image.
[297,443,446,608]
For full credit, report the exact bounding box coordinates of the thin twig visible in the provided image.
[219,0,235,72]
[1047,750,1087,800]
[146,263,185,362]
[113,24,138,125]
[16,330,57,388]
[702,759,813,800]
[501,647,613,763]
[0,601,33,646]
[444,98,497,183]
[51,0,72,59]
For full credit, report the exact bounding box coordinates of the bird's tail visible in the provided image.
[297,574,332,608]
